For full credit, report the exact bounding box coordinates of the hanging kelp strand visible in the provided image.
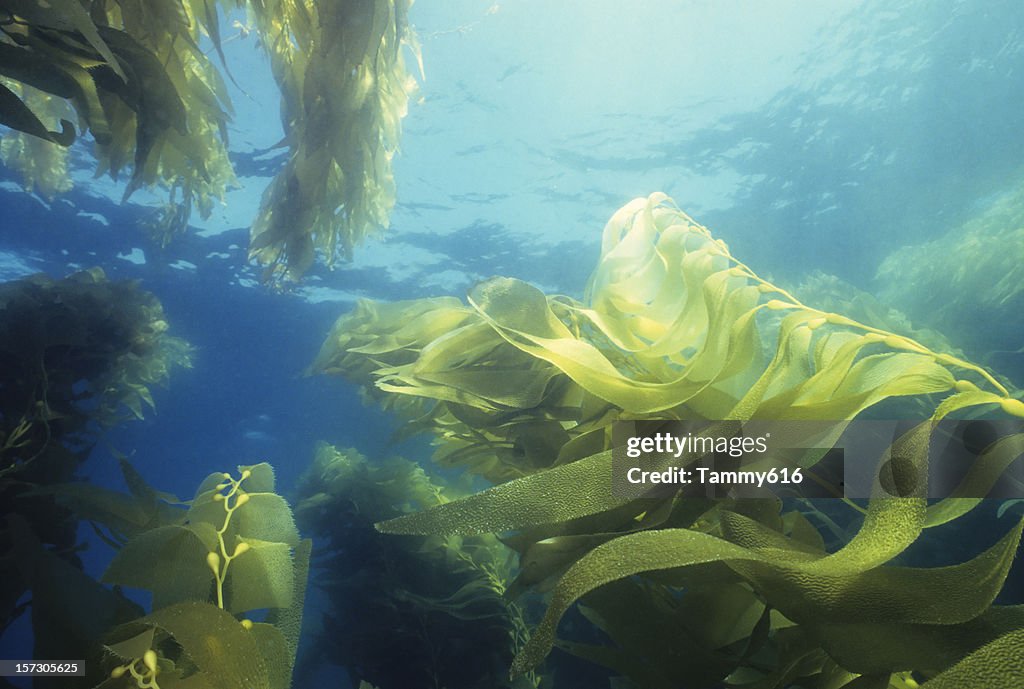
[0,0,419,274]
[247,0,419,282]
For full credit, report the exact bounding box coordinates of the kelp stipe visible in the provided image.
[315,194,1024,687]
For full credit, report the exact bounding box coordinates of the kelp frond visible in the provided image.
[0,0,418,275]
[313,193,1024,687]
[247,0,418,281]
[0,0,235,236]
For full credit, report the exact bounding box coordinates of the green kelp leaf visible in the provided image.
[199,0,236,90]
[510,528,755,675]
[101,525,213,608]
[28,482,153,537]
[232,494,301,545]
[378,416,928,547]
[265,538,311,677]
[720,625,828,689]
[781,510,826,553]
[249,0,417,279]
[335,299,473,359]
[0,42,107,138]
[506,500,680,595]
[923,432,1024,528]
[120,457,186,509]
[248,623,291,689]
[839,675,891,689]
[381,366,560,411]
[468,276,752,415]
[377,447,625,535]
[0,81,75,144]
[193,470,231,499]
[238,463,276,494]
[1,0,125,81]
[94,27,186,135]
[135,602,274,689]
[104,627,155,661]
[395,578,510,623]
[226,538,294,614]
[188,491,300,546]
[509,511,1023,675]
[920,628,1024,688]
[719,511,823,561]
[565,581,753,689]
[8,514,142,661]
[810,605,1024,676]
[511,533,621,594]
[743,517,1022,624]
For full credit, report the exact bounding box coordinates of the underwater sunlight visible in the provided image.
[1,1,1023,688]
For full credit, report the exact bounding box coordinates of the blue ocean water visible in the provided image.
[2,1,1024,687]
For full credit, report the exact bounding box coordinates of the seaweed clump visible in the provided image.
[293,442,539,689]
[0,0,418,274]
[313,194,1024,688]
[0,268,190,640]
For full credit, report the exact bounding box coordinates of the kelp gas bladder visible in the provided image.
[314,194,1024,688]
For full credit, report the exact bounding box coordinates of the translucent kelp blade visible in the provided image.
[101,525,214,609]
[227,538,295,613]
[378,447,624,536]
[248,0,418,280]
[132,602,279,689]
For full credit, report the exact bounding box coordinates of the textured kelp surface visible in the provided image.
[0,0,417,277]
[315,194,1024,688]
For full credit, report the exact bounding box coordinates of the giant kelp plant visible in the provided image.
[0,0,418,278]
[313,194,1024,688]
[0,268,190,643]
[293,442,539,689]
[9,459,310,689]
